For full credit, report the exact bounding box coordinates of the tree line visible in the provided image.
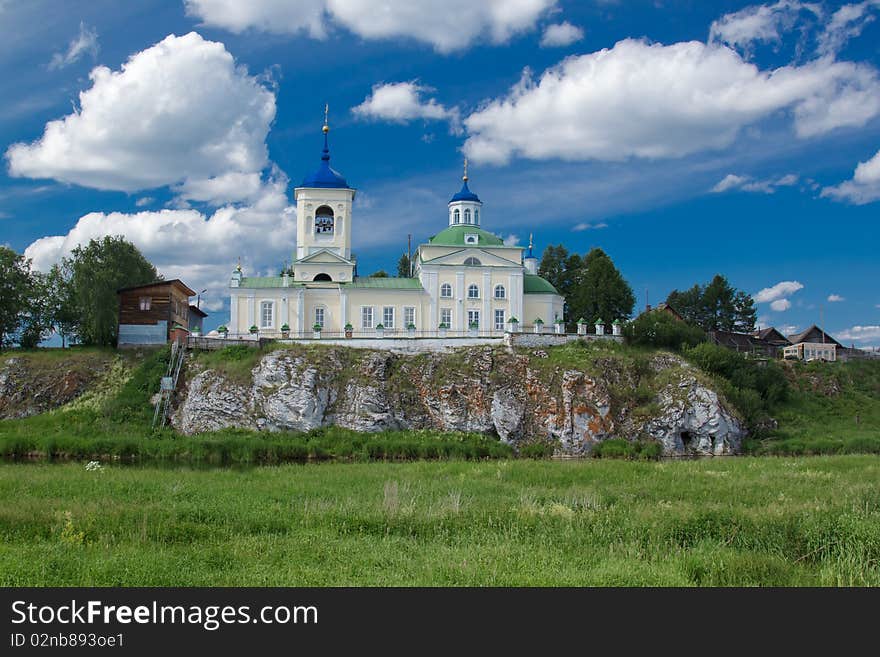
[0,236,157,349]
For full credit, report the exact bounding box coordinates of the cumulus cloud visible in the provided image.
[48,21,99,70]
[24,177,295,313]
[135,197,155,207]
[186,0,557,53]
[712,172,799,193]
[836,324,880,342]
[503,234,520,246]
[822,147,880,204]
[827,293,845,302]
[770,298,792,311]
[463,38,880,165]
[709,1,822,53]
[818,1,880,56]
[572,222,608,231]
[755,280,804,303]
[7,32,276,201]
[352,82,461,133]
[540,21,584,48]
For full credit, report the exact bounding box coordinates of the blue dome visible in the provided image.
[450,180,480,203]
[300,133,349,188]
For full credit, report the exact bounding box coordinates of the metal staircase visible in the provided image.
[152,340,186,429]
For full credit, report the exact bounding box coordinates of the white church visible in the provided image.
[227,119,564,338]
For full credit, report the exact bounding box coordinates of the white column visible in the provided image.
[424,270,438,331]
[247,296,255,334]
[510,270,524,325]
[482,270,491,334]
[296,288,305,336]
[229,294,239,333]
[455,271,465,332]
[340,287,348,331]
[281,296,289,328]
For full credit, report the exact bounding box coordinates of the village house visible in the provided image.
[117,279,205,346]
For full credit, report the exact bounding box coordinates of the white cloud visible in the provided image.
[48,21,99,71]
[463,38,880,165]
[770,298,792,311]
[836,325,880,342]
[755,280,804,302]
[572,222,607,231]
[822,147,880,204]
[540,22,584,48]
[818,1,880,56]
[352,82,461,133]
[135,197,155,207]
[709,1,822,53]
[24,177,295,314]
[503,234,520,246]
[827,293,845,302]
[7,32,276,201]
[186,0,557,53]
[712,172,799,193]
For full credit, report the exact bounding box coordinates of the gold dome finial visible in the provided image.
[236,256,242,272]
[323,103,329,133]
[463,157,468,182]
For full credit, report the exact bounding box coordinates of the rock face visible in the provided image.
[642,377,745,455]
[0,354,113,419]
[173,346,746,456]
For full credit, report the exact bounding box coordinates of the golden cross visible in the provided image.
[463,157,468,181]
[324,103,329,127]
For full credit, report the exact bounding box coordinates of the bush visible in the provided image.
[592,438,662,460]
[623,311,705,351]
[519,442,555,459]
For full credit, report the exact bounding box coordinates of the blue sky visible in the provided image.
[1,0,878,345]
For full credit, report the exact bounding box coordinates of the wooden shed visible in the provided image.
[117,280,197,346]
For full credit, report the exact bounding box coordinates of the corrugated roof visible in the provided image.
[427,225,507,247]
[348,277,423,289]
[523,274,559,295]
[239,277,299,288]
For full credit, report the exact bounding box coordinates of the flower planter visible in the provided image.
[438,327,448,338]
[534,320,544,334]
[376,327,385,339]
[344,324,353,339]
[507,318,519,333]
[612,320,622,336]
[555,322,565,335]
[407,328,416,338]
[576,319,587,336]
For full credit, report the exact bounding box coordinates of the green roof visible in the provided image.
[348,277,423,289]
[523,274,559,295]
[239,277,295,288]
[427,225,506,247]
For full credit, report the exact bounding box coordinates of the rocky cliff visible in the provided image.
[174,344,745,456]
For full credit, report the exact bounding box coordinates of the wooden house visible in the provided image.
[117,280,197,346]
[188,305,208,333]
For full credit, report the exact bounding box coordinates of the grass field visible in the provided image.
[1,455,878,586]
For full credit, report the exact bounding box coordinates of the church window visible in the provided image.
[314,307,325,328]
[494,309,505,331]
[139,297,151,311]
[440,283,452,298]
[494,285,506,299]
[464,257,481,266]
[468,284,479,299]
[464,234,478,245]
[383,307,395,329]
[361,306,374,329]
[475,209,479,224]
[404,307,415,327]
[453,209,460,224]
[464,209,471,224]
[440,308,451,327]
[468,310,480,328]
[260,301,274,329]
[313,273,332,282]
[315,205,335,235]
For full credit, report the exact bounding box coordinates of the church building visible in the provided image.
[227,119,564,337]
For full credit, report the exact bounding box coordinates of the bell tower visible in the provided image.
[448,158,482,227]
[293,107,356,282]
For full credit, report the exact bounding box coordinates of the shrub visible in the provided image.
[623,311,705,351]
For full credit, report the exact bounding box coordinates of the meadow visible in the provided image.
[1,455,878,586]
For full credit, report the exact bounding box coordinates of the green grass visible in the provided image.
[1,455,878,586]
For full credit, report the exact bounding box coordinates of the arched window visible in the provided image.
[494,285,506,299]
[315,205,334,235]
[468,284,479,299]
[464,257,481,266]
[453,209,460,224]
[440,283,452,298]
[464,209,471,224]
[475,209,479,224]
[260,301,274,329]
[313,273,332,282]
